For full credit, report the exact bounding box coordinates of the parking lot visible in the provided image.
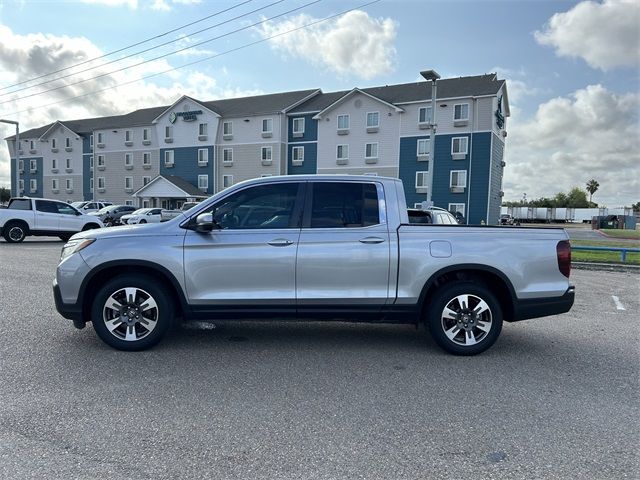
[0,238,638,480]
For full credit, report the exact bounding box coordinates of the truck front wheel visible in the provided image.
[426,282,503,356]
[90,274,174,351]
[3,221,28,243]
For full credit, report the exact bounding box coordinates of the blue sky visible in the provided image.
[0,0,638,206]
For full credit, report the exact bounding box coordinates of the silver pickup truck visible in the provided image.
[53,175,574,355]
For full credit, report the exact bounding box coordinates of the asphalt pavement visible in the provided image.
[0,238,638,479]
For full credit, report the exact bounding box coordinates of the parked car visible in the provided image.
[121,208,163,225]
[160,201,202,221]
[0,197,103,242]
[54,175,574,355]
[71,201,112,214]
[500,214,515,225]
[408,207,459,225]
[88,205,136,226]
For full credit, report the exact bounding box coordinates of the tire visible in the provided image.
[139,219,147,224]
[3,221,28,243]
[426,281,503,356]
[59,234,73,242]
[104,219,113,227]
[82,223,100,231]
[90,274,174,351]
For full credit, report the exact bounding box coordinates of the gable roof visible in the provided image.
[151,95,220,124]
[312,87,405,119]
[132,174,208,198]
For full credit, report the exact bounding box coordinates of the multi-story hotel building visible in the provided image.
[6,71,509,224]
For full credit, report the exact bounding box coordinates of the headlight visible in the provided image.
[60,238,95,261]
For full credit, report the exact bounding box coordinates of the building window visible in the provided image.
[165,126,173,140]
[125,153,133,168]
[199,123,207,136]
[292,117,305,136]
[142,200,150,208]
[89,156,93,170]
[30,179,37,192]
[125,200,133,206]
[66,178,73,191]
[415,171,429,193]
[97,155,105,167]
[454,103,469,121]
[198,175,208,191]
[337,114,350,132]
[292,146,304,165]
[30,159,37,173]
[18,159,23,172]
[450,170,467,191]
[143,152,151,165]
[51,138,57,149]
[29,140,35,151]
[223,148,233,164]
[419,106,432,125]
[198,148,208,166]
[143,176,151,186]
[98,177,105,189]
[143,129,149,141]
[18,179,24,192]
[223,175,233,188]
[449,203,466,217]
[97,132,103,144]
[90,178,94,193]
[417,139,430,158]
[452,137,468,157]
[52,179,59,191]
[336,144,349,164]
[223,121,233,137]
[65,158,72,170]
[65,137,71,148]
[125,177,133,191]
[365,142,378,159]
[89,135,93,147]
[366,112,379,128]
[125,130,132,142]
[262,118,273,134]
[52,158,58,170]
[261,146,272,164]
[164,150,174,167]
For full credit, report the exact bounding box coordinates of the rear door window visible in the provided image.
[307,182,380,228]
[35,200,59,214]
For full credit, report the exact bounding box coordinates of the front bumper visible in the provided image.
[510,286,575,322]
[53,279,86,329]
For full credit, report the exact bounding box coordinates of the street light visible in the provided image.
[420,70,440,206]
[0,119,19,197]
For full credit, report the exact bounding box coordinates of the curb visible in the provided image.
[572,262,640,273]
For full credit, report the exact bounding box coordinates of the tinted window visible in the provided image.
[35,200,59,214]
[210,183,300,229]
[56,203,79,216]
[8,199,31,210]
[310,183,379,228]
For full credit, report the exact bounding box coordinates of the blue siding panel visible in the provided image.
[287,143,317,175]
[431,134,471,217]
[488,134,505,225]
[467,133,492,225]
[10,157,16,197]
[398,135,431,207]
[160,146,214,195]
[83,154,93,201]
[18,157,44,198]
[288,114,318,143]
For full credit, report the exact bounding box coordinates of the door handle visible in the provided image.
[267,238,294,247]
[359,237,385,244]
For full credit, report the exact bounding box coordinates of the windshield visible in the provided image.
[131,208,151,215]
[71,201,87,208]
[95,206,112,214]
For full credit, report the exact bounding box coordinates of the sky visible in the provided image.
[0,0,638,207]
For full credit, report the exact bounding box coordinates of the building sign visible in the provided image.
[169,110,203,123]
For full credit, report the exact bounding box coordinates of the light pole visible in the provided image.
[420,70,440,206]
[1,119,19,197]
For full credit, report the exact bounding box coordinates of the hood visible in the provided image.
[70,213,188,241]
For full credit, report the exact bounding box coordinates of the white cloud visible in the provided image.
[504,84,640,207]
[150,0,170,11]
[0,25,261,187]
[256,10,397,80]
[79,0,138,8]
[534,0,640,70]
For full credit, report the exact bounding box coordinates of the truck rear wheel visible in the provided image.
[90,274,174,351]
[426,282,503,356]
[3,221,28,243]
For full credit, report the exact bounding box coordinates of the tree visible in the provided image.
[0,187,10,204]
[586,179,599,203]
[566,187,590,208]
[632,201,640,213]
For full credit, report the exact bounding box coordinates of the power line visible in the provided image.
[0,0,321,106]
[0,0,256,92]
[0,0,286,98]
[1,0,381,118]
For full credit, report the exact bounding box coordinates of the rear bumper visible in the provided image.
[510,286,575,322]
[53,279,86,328]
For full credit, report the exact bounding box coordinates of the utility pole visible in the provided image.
[420,70,440,206]
[1,119,19,197]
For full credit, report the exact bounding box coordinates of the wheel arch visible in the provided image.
[417,264,516,322]
[79,260,189,323]
[4,218,30,232]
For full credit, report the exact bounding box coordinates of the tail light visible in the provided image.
[557,240,571,278]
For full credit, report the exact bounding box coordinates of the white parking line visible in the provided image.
[612,296,626,311]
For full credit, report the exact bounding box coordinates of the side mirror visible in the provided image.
[195,212,214,233]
